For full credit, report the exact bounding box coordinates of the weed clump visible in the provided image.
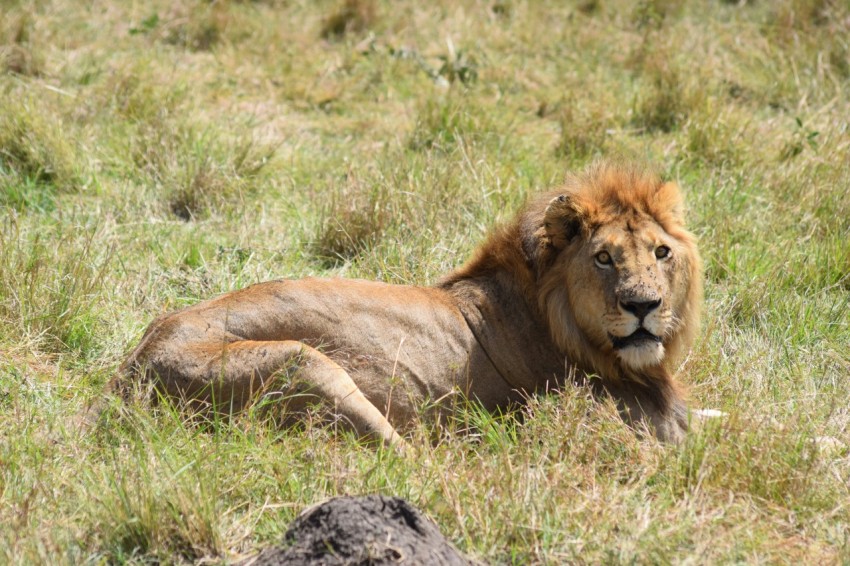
[632,0,684,30]
[130,123,274,220]
[0,98,81,194]
[769,0,836,31]
[408,97,490,152]
[99,65,185,124]
[434,43,478,87]
[127,2,234,52]
[312,169,396,264]
[682,105,749,167]
[0,13,44,76]
[631,48,692,133]
[163,1,230,52]
[556,97,610,159]
[321,0,377,39]
[91,62,274,220]
[665,415,841,513]
[0,219,110,355]
[779,117,820,161]
[92,431,226,563]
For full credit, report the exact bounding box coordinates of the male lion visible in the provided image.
[105,162,702,445]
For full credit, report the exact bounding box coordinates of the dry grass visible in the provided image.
[1,0,849,563]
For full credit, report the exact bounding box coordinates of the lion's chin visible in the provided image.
[615,341,665,369]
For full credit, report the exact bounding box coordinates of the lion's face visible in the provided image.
[570,215,689,369]
[538,165,702,375]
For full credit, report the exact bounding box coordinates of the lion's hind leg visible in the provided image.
[157,340,405,448]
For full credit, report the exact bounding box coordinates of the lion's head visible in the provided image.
[532,163,702,382]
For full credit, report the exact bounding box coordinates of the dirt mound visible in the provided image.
[245,495,475,565]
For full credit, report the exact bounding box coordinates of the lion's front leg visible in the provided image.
[601,380,688,443]
[649,402,688,444]
[612,389,733,443]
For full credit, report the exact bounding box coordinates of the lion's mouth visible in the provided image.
[610,328,662,349]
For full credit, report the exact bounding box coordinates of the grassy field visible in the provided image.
[1,0,849,563]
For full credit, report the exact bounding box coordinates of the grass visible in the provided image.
[1,0,849,563]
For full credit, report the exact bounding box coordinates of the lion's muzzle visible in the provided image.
[618,299,661,321]
[610,327,662,350]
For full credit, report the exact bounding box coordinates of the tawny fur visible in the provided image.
[100,162,702,445]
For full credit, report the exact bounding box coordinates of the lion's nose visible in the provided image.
[620,299,661,320]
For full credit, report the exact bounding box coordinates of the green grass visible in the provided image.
[1,0,849,563]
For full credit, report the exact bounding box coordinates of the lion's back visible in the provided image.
[124,278,514,419]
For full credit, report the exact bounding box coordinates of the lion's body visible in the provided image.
[123,279,532,434]
[111,163,702,445]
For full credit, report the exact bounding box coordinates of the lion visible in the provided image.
[102,162,703,446]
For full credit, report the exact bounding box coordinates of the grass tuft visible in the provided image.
[130,122,276,220]
[631,44,694,133]
[95,442,225,561]
[408,96,492,152]
[632,0,684,31]
[556,96,611,159]
[769,0,837,31]
[0,98,82,196]
[0,12,44,76]
[98,63,186,124]
[312,167,397,264]
[0,219,111,355]
[321,0,378,39]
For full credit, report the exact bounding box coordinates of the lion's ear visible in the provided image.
[658,181,685,222]
[544,194,582,249]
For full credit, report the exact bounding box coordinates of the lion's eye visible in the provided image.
[655,245,671,259]
[595,251,612,267]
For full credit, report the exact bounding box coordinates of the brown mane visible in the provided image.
[441,162,702,415]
